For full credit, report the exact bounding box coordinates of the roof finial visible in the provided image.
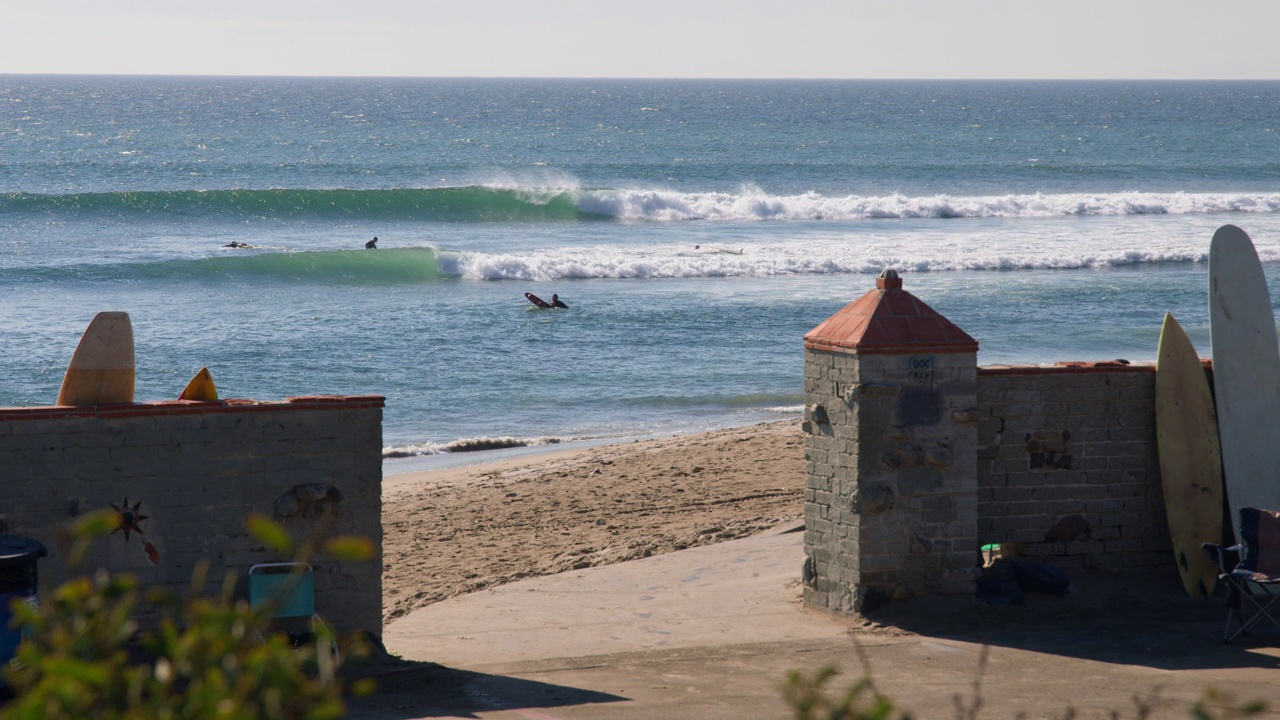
[877,268,902,290]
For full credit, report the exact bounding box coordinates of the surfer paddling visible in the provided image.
[366,237,378,249]
[524,292,569,309]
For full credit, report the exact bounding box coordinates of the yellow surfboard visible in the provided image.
[1155,313,1224,599]
[179,367,219,401]
[56,311,136,406]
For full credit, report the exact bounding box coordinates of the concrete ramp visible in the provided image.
[385,525,849,668]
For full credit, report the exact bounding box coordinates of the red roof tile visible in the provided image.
[804,272,978,355]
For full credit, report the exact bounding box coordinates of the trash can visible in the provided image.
[0,536,47,668]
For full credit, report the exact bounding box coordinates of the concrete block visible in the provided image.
[1107,455,1150,470]
[989,516,1029,532]
[1084,498,1125,514]
[1104,539,1143,554]
[1121,523,1161,540]
[1123,497,1160,513]
[1107,483,1145,499]
[1081,415,1123,429]
[1071,485,1108,500]
[993,458,1030,474]
[1008,529,1046,543]
[992,487,1034,502]
[1100,511,1142,527]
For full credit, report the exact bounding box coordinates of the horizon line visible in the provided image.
[3,72,1279,82]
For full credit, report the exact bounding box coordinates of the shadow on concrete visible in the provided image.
[345,660,627,719]
[857,569,1280,672]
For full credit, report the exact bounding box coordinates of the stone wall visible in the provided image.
[0,395,384,637]
[803,349,979,614]
[802,274,1190,617]
[976,363,1170,571]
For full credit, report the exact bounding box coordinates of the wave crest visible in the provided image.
[581,188,1280,221]
[0,186,600,222]
[5,186,1280,223]
[12,247,443,285]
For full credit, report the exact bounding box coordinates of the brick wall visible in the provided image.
[976,363,1170,571]
[0,396,384,637]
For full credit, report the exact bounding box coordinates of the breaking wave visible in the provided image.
[5,185,1280,223]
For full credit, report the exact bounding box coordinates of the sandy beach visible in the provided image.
[381,420,805,622]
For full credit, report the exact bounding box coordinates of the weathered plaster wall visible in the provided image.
[0,395,384,637]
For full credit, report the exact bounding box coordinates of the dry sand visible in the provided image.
[381,420,805,623]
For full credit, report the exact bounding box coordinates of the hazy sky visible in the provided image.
[5,0,1278,79]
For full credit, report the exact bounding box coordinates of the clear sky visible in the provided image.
[5,0,1279,79]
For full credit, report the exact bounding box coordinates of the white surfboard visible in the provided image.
[1209,225,1280,541]
[56,311,135,406]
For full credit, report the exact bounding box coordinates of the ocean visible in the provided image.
[3,77,1279,464]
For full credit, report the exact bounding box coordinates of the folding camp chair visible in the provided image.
[1202,507,1280,643]
[248,562,338,660]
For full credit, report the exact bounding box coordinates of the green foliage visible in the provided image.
[1190,689,1268,719]
[781,663,1269,720]
[320,537,375,563]
[247,514,295,558]
[1,515,371,720]
[782,665,911,720]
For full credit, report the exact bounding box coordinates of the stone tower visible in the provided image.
[801,270,980,614]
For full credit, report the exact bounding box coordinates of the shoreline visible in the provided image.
[380,419,806,623]
[380,413,803,476]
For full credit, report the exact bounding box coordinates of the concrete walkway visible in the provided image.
[354,527,1280,719]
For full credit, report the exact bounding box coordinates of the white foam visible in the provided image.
[382,435,562,458]
[574,188,1280,222]
[446,228,1243,282]
[383,441,447,458]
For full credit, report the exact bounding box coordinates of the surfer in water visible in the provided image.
[551,294,568,309]
[366,237,378,249]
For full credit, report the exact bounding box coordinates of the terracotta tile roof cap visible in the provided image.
[804,271,977,354]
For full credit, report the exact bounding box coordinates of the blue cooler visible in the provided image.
[0,536,47,668]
